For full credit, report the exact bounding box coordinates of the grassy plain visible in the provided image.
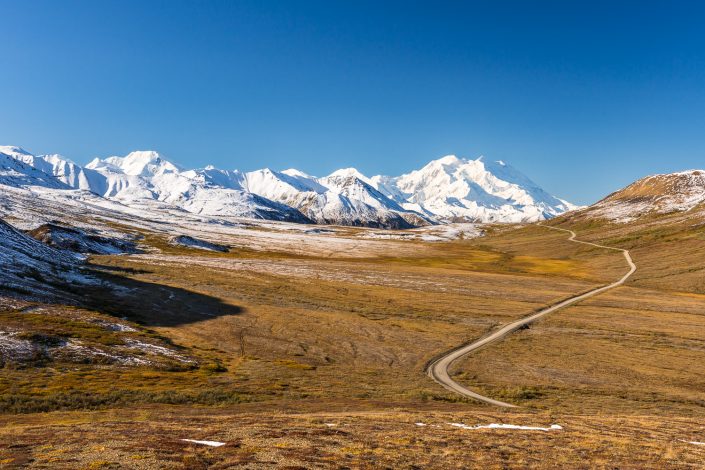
[1,218,704,468]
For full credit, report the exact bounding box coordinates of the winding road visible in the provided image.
[425,225,637,407]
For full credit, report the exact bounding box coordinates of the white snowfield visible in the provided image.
[0,145,574,226]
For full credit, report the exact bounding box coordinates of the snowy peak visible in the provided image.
[100,151,181,176]
[319,173,404,212]
[0,146,34,159]
[281,168,312,178]
[238,166,421,227]
[245,168,328,198]
[182,167,245,190]
[327,167,372,184]
[428,154,464,167]
[0,148,71,189]
[370,155,574,223]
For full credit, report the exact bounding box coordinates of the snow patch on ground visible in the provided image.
[63,339,153,366]
[357,223,484,242]
[448,422,563,431]
[0,331,37,362]
[122,338,195,364]
[680,440,705,446]
[589,200,652,223]
[181,439,226,447]
[95,321,137,332]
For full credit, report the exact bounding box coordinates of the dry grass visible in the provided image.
[0,406,703,469]
[1,216,704,467]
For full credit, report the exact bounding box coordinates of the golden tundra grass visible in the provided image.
[1,220,704,468]
[0,406,704,469]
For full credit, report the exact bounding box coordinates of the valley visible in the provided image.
[0,147,704,468]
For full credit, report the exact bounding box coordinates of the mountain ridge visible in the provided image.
[0,146,575,227]
[563,169,705,223]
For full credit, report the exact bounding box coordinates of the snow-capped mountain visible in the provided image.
[242,168,424,228]
[367,155,576,223]
[1,146,575,226]
[0,146,72,189]
[17,150,311,223]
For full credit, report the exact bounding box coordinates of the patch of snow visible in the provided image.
[96,321,137,332]
[449,422,563,431]
[122,339,194,363]
[63,339,153,366]
[0,215,96,300]
[181,439,226,447]
[0,331,38,362]
[357,223,483,242]
[680,440,705,446]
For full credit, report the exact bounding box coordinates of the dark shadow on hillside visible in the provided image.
[89,265,154,275]
[76,264,244,327]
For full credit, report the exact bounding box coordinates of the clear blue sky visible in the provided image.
[1,1,704,204]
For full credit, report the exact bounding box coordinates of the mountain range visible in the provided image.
[0,145,575,227]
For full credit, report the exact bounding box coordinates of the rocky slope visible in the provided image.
[571,170,705,223]
[0,217,92,301]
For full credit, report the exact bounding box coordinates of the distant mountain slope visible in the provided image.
[243,168,425,228]
[0,147,71,189]
[1,145,106,192]
[2,146,575,226]
[13,149,310,223]
[573,170,705,223]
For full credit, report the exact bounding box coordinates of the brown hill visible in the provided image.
[581,170,705,223]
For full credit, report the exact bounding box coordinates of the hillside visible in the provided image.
[571,169,705,223]
[0,217,87,301]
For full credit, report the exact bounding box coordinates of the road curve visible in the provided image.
[425,225,637,407]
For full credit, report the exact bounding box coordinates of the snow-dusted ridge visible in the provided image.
[1,146,575,226]
[0,217,95,301]
[579,169,705,223]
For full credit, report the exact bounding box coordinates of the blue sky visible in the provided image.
[1,1,704,204]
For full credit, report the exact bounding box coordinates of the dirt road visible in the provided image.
[425,225,637,407]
